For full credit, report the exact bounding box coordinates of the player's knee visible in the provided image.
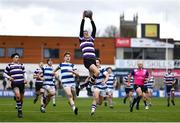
[16,96,21,101]
[94,97,99,102]
[138,93,142,97]
[49,91,55,97]
[67,94,73,98]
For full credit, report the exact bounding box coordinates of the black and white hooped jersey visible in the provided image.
[164,73,175,86]
[79,37,96,59]
[146,76,154,89]
[4,62,25,85]
[123,76,134,89]
[79,19,96,59]
[34,67,43,83]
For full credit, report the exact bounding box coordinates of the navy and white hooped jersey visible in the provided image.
[164,73,175,86]
[59,62,77,85]
[106,73,116,89]
[4,63,25,85]
[79,19,96,59]
[79,37,96,59]
[43,65,54,86]
[146,76,154,89]
[34,67,43,83]
[95,67,108,90]
[123,76,134,89]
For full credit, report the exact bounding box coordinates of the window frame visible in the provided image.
[0,48,5,57]
[7,48,24,57]
[124,48,165,60]
[43,48,60,59]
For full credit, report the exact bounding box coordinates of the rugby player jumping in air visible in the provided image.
[76,11,100,95]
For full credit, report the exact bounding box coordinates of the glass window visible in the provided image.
[124,48,133,59]
[74,49,83,59]
[7,48,15,57]
[0,48,5,57]
[174,45,180,59]
[44,48,59,58]
[7,48,24,57]
[133,48,143,59]
[95,49,100,58]
[16,48,23,57]
[144,48,165,59]
[123,48,165,60]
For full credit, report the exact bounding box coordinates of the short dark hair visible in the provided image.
[106,67,112,71]
[168,69,172,72]
[64,51,71,57]
[47,58,52,63]
[83,30,88,32]
[11,53,20,58]
[96,58,101,63]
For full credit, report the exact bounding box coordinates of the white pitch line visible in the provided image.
[0,110,180,113]
[0,103,13,106]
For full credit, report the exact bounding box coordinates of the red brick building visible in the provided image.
[0,35,116,64]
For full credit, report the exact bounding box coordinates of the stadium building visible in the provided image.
[0,35,180,97]
[0,35,115,91]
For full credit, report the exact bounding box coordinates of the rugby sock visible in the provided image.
[91,104,96,112]
[44,95,51,108]
[16,101,22,112]
[123,96,128,104]
[80,82,89,89]
[130,96,140,112]
[52,95,56,104]
[167,96,170,106]
[104,97,108,106]
[89,75,97,83]
[171,100,175,105]
[109,98,113,107]
[35,93,39,99]
[129,96,133,104]
[21,100,23,107]
[136,96,142,106]
[131,96,141,110]
[80,75,97,89]
[14,96,16,101]
[43,95,47,104]
[71,104,76,111]
[131,97,137,107]
[40,96,44,105]
[144,100,147,106]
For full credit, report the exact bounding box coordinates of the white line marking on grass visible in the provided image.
[0,103,13,105]
[0,110,180,113]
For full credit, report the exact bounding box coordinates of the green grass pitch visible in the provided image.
[0,97,180,122]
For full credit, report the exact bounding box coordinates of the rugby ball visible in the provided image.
[84,10,93,18]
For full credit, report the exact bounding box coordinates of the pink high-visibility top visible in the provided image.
[131,68,149,86]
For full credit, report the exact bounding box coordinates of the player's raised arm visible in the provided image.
[90,13,96,38]
[79,12,85,38]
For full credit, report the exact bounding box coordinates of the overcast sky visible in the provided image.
[0,0,179,40]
